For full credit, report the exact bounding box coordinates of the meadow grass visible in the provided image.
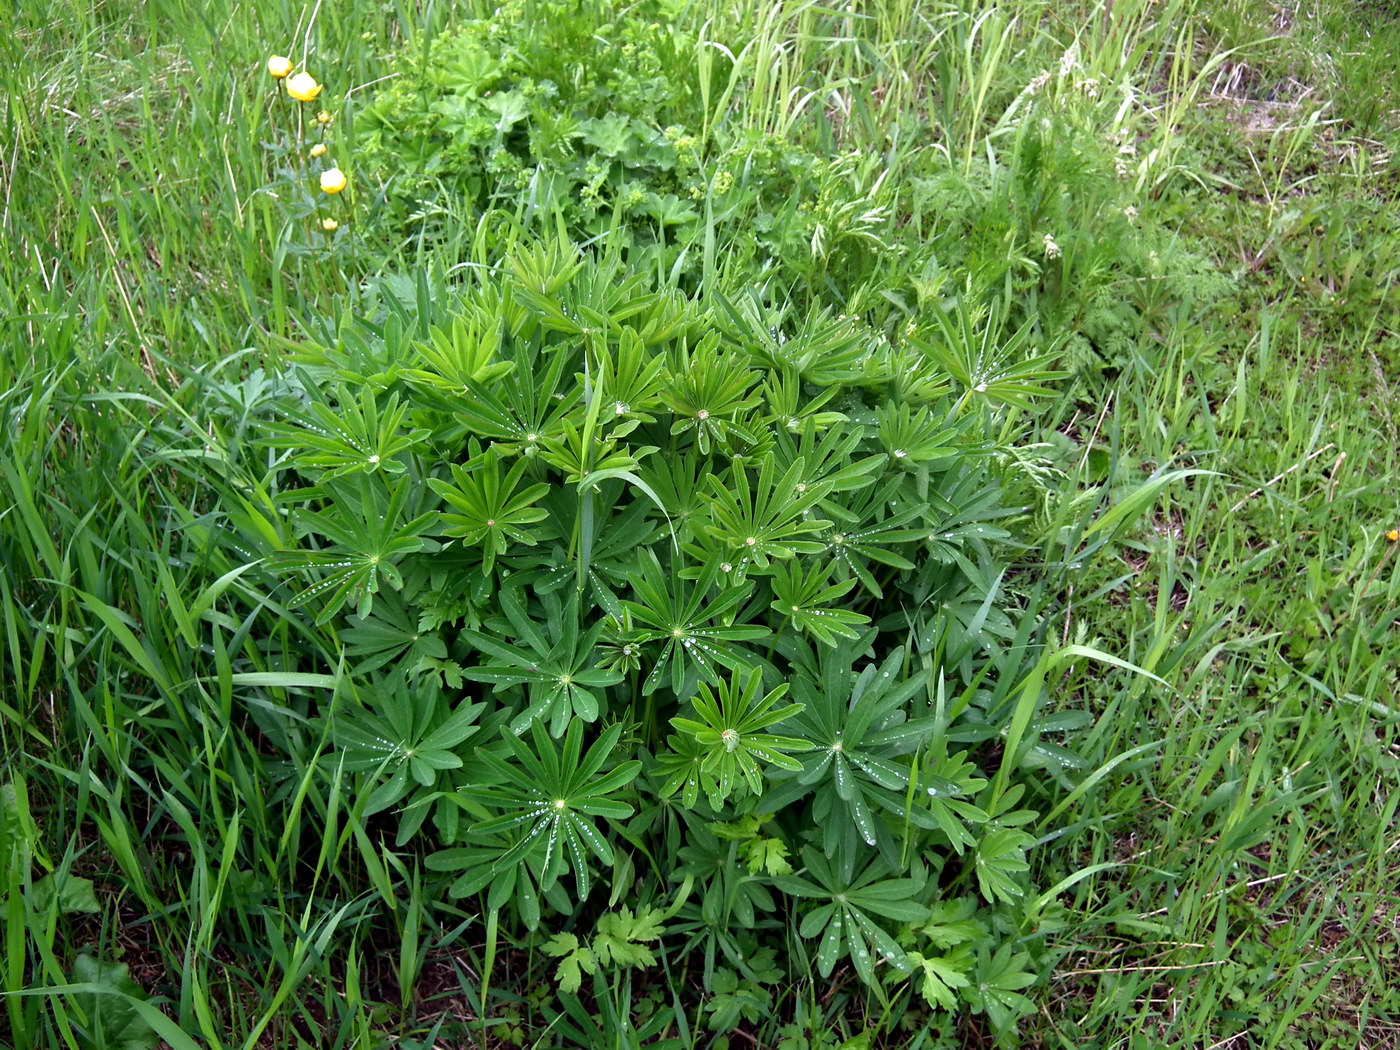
[1,0,1397,1047]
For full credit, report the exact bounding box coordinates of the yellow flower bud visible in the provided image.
[1387,528,1399,543]
[267,55,293,79]
[310,142,327,158]
[322,217,339,232]
[320,167,347,194]
[286,71,323,103]
[316,110,333,126]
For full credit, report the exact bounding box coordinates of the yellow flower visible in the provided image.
[1387,528,1399,543]
[267,55,293,79]
[321,217,339,232]
[310,142,327,158]
[320,167,347,194]
[286,72,323,103]
[316,110,333,126]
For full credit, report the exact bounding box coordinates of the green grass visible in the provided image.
[2,0,1398,1047]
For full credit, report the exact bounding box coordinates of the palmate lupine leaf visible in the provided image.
[652,730,714,810]
[539,421,655,486]
[534,495,660,618]
[875,402,959,466]
[921,467,1020,571]
[701,456,831,573]
[427,829,555,931]
[511,246,669,338]
[470,721,641,901]
[910,562,1019,672]
[768,561,870,646]
[342,589,447,676]
[767,420,882,499]
[821,490,930,598]
[637,453,711,544]
[451,342,579,454]
[759,308,871,387]
[762,644,935,860]
[973,825,1034,905]
[965,945,1036,1033]
[915,295,1067,411]
[918,743,990,856]
[669,667,810,806]
[776,850,927,985]
[760,371,850,435]
[504,237,587,306]
[328,675,484,838]
[459,587,622,736]
[713,288,869,386]
[274,474,439,623]
[266,380,427,481]
[592,327,667,438]
[660,336,762,455]
[622,550,769,696]
[428,450,551,574]
[403,311,515,399]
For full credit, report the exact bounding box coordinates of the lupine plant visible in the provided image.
[244,238,1079,1032]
